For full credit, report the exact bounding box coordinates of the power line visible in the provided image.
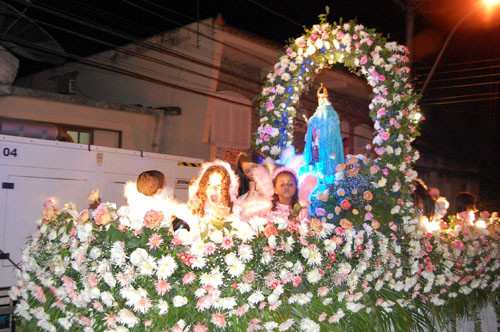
[424,81,500,91]
[414,64,500,79]
[414,72,500,84]
[8,0,266,88]
[0,33,255,107]
[422,91,500,102]
[246,0,303,27]
[423,96,500,105]
[414,57,500,71]
[0,8,263,97]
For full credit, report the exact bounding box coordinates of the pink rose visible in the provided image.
[363,191,373,201]
[309,33,319,41]
[144,210,164,229]
[340,199,351,210]
[315,208,326,216]
[360,55,368,65]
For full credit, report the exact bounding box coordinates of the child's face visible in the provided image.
[241,162,257,180]
[274,173,297,202]
[206,172,223,205]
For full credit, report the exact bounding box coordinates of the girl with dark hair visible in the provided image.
[454,192,477,225]
[236,149,264,198]
[271,169,299,211]
[412,179,449,232]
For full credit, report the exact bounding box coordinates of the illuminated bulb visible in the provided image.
[475,219,487,228]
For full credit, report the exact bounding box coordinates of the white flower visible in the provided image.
[248,291,265,305]
[227,259,245,278]
[221,297,237,310]
[117,309,139,328]
[130,248,148,266]
[270,145,281,156]
[306,269,321,284]
[158,300,169,314]
[101,291,114,307]
[191,255,207,269]
[209,230,223,243]
[307,249,322,266]
[238,283,252,294]
[264,321,279,331]
[172,295,188,307]
[238,244,254,262]
[300,318,320,332]
[156,255,177,279]
[279,319,295,331]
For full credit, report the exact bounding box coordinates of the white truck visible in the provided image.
[0,134,202,287]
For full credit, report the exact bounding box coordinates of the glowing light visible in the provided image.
[421,217,441,233]
[468,211,476,226]
[483,0,500,6]
[475,219,487,228]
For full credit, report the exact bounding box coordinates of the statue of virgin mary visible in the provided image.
[303,83,344,181]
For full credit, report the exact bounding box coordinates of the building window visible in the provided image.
[59,126,121,148]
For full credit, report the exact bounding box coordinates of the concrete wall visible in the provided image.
[0,95,155,151]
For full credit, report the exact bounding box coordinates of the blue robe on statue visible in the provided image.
[304,102,344,179]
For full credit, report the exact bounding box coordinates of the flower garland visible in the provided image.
[254,18,421,231]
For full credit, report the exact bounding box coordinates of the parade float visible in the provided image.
[9,13,500,332]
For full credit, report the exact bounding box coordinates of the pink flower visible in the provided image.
[375,298,384,306]
[310,33,319,41]
[193,323,209,332]
[103,314,117,328]
[154,280,171,296]
[295,37,306,47]
[133,297,152,314]
[87,273,98,287]
[242,271,255,284]
[315,208,326,216]
[378,74,386,81]
[236,305,249,317]
[220,237,234,250]
[318,287,329,296]
[248,319,262,332]
[265,126,274,135]
[43,199,54,207]
[266,102,275,112]
[147,233,164,250]
[453,240,465,251]
[171,326,183,332]
[377,108,387,117]
[292,276,302,287]
[340,219,353,230]
[319,312,328,322]
[196,296,211,311]
[204,242,216,255]
[286,48,293,56]
[33,285,46,303]
[335,227,345,235]
[360,55,368,65]
[144,210,164,229]
[211,313,226,328]
[183,271,195,285]
[340,199,351,210]
[379,130,390,141]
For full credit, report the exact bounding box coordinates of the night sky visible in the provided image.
[2,0,500,207]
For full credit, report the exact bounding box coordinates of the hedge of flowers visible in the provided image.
[9,16,500,332]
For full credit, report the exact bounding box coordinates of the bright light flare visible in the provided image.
[421,217,441,233]
[475,219,487,228]
[483,0,500,6]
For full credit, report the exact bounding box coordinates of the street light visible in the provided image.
[420,0,500,94]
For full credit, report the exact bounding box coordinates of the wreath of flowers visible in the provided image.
[254,16,421,231]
